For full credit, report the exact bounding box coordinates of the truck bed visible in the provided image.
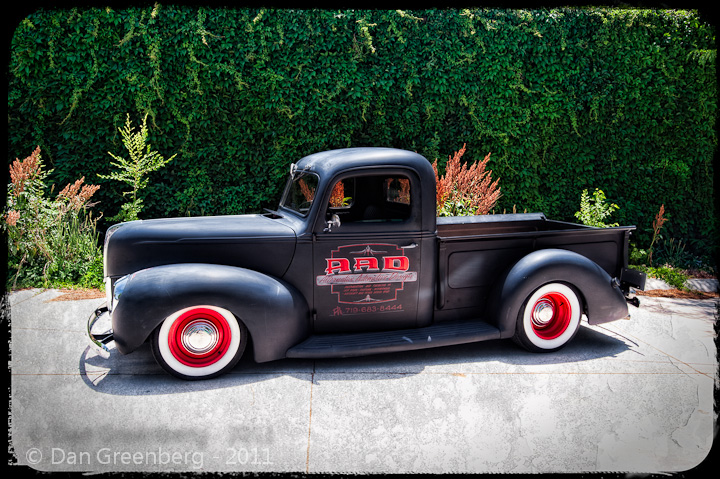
[435,213,634,317]
[437,212,599,238]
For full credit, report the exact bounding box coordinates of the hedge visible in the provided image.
[7,6,717,255]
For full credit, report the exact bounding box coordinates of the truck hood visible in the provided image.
[104,214,297,279]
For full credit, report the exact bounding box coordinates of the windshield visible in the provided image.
[280,171,319,216]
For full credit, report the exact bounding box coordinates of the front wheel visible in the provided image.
[151,305,247,380]
[513,283,582,353]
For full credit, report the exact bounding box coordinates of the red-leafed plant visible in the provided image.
[4,147,103,288]
[432,144,501,216]
[648,204,668,266]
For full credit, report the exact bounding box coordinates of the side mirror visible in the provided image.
[324,214,341,233]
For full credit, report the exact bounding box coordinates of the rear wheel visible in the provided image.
[151,305,247,380]
[513,283,582,353]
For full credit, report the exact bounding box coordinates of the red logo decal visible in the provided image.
[317,244,417,304]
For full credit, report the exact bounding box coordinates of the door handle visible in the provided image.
[402,242,418,249]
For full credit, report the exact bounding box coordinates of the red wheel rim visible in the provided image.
[167,308,233,367]
[530,292,572,340]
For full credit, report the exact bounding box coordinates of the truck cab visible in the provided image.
[278,148,437,333]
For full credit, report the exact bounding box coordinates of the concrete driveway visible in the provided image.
[8,288,717,474]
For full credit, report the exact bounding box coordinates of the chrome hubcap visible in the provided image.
[532,300,555,326]
[181,320,219,355]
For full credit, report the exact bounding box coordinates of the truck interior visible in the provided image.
[327,175,412,224]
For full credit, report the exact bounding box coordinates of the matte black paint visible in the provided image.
[105,214,297,280]
[486,249,629,340]
[111,263,309,362]
[287,319,501,358]
[101,147,644,362]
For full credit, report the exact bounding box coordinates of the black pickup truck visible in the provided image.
[88,147,646,380]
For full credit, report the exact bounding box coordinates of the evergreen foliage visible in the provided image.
[7,7,717,255]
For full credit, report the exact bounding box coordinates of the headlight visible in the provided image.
[103,223,123,277]
[111,275,131,311]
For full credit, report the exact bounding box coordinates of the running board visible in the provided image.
[286,319,501,359]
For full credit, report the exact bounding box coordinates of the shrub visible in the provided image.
[98,113,176,222]
[4,147,103,289]
[574,188,619,228]
[633,264,689,290]
[629,242,649,265]
[432,144,501,217]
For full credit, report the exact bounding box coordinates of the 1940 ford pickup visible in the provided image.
[88,147,646,380]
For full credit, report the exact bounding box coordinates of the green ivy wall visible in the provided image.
[7,7,717,253]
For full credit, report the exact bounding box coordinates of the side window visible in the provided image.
[328,179,355,210]
[385,178,411,205]
[326,174,412,224]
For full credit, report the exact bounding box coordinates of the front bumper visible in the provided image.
[87,304,114,358]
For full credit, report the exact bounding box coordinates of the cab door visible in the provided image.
[312,170,423,333]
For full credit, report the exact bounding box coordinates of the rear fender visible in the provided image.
[488,249,628,338]
[111,263,310,362]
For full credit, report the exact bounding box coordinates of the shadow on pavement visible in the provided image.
[80,322,630,396]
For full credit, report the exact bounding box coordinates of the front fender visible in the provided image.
[111,263,310,362]
[488,249,628,338]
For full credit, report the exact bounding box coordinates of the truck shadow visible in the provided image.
[80,323,630,396]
